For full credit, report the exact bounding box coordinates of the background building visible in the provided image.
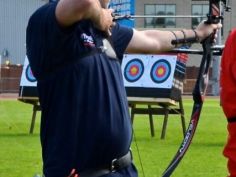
[0,0,47,65]
[0,0,234,65]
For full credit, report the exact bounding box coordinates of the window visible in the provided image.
[144,4,176,28]
[192,4,208,28]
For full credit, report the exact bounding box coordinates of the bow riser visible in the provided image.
[206,0,231,24]
[206,0,221,24]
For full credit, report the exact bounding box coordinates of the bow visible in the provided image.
[162,1,230,176]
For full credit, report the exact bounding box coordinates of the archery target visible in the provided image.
[122,54,177,89]
[124,58,144,82]
[20,56,37,87]
[150,59,171,83]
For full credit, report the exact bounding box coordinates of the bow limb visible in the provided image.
[161,1,230,177]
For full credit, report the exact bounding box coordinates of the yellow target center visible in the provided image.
[131,67,138,75]
[157,68,164,75]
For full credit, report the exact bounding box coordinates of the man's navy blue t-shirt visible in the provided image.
[26,2,134,176]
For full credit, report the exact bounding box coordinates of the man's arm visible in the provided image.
[55,0,113,32]
[126,21,222,54]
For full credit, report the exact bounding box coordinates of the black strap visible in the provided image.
[78,150,132,177]
[111,150,132,171]
[228,117,236,123]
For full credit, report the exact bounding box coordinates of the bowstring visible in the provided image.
[132,128,146,177]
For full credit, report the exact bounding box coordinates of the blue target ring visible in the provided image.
[25,65,36,82]
[124,58,144,82]
[150,59,171,83]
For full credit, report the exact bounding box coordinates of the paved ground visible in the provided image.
[0,93,18,100]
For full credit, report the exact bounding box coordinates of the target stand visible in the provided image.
[122,54,187,139]
[18,56,40,134]
[18,53,187,136]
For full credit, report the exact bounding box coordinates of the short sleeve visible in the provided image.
[26,2,75,78]
[111,24,133,60]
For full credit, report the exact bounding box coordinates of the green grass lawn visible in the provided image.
[0,98,228,177]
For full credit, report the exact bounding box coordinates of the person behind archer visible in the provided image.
[26,0,221,176]
[220,28,236,177]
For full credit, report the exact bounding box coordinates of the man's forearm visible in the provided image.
[56,0,105,27]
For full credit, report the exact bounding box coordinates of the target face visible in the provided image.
[25,65,36,82]
[124,59,144,82]
[150,59,171,83]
